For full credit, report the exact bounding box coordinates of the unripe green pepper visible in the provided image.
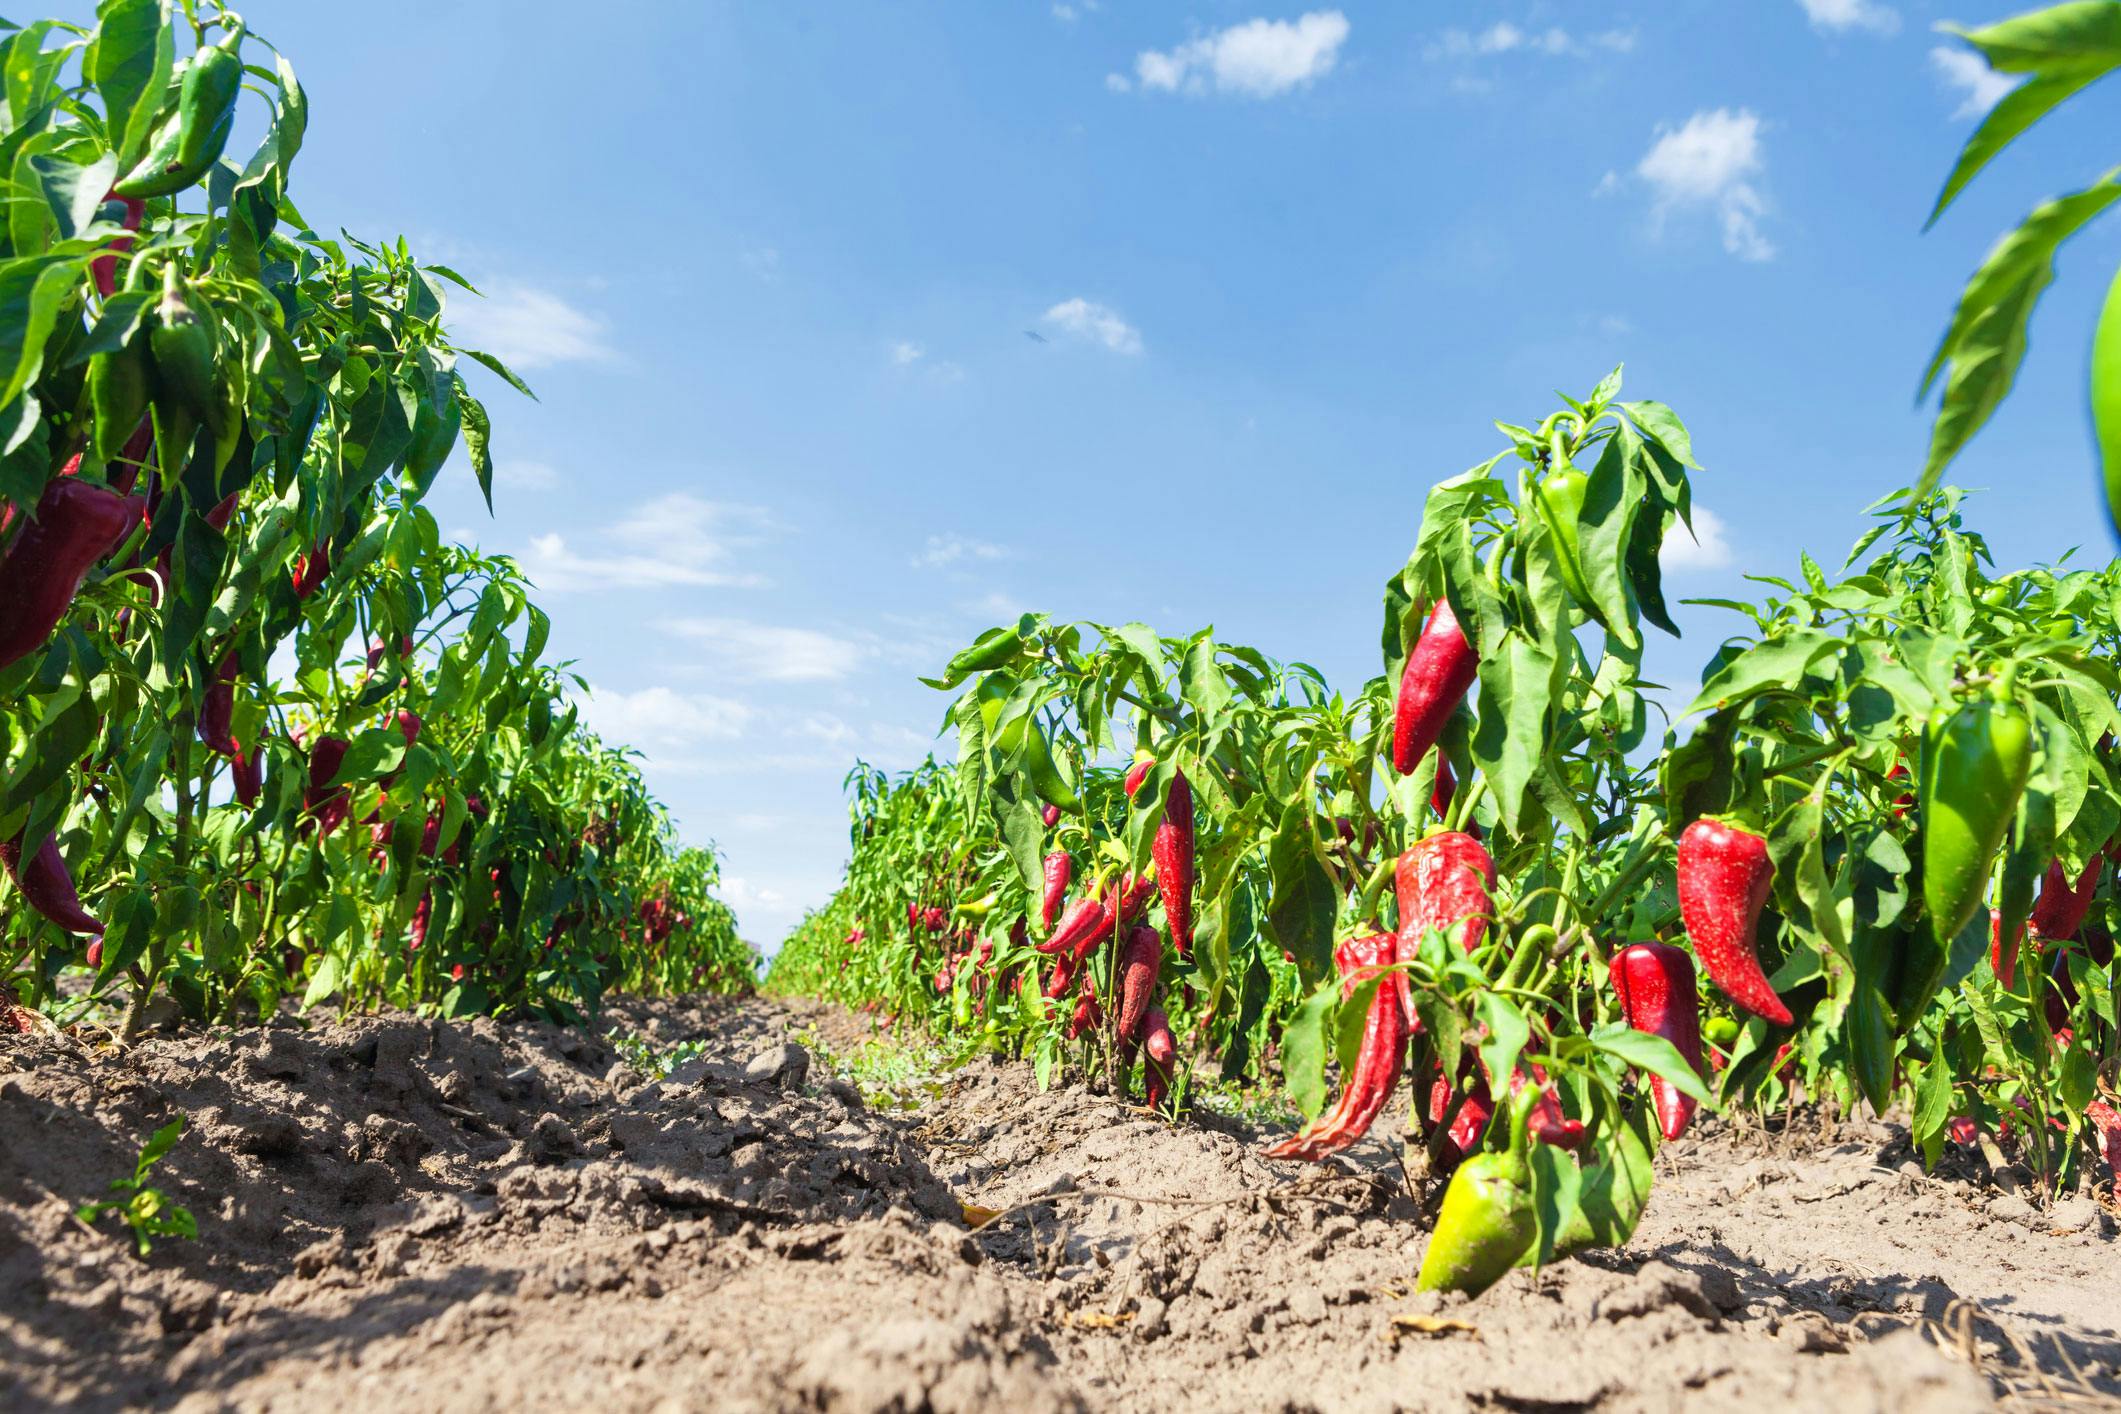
[2092,257,2121,539]
[1907,692,2032,1020]
[150,263,216,420]
[88,339,152,462]
[1532,464,1601,620]
[1416,1087,1538,1296]
[112,23,246,199]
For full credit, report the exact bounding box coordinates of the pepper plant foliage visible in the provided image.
[0,4,751,1027]
[773,371,2121,1282]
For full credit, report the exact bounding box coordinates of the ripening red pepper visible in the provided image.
[1112,870,1154,927]
[1123,756,1153,799]
[393,708,422,748]
[1264,934,1409,1161]
[1041,851,1071,933]
[1117,923,1162,1043]
[1429,1061,1583,1158]
[409,891,433,952]
[1396,832,1497,957]
[1142,1008,1177,1108]
[0,833,103,935]
[1392,599,1477,775]
[230,742,262,806]
[2031,855,2101,943]
[0,478,147,670]
[2088,1100,2120,1193]
[1609,941,1705,1141]
[1066,975,1102,1039]
[1676,818,1793,1025]
[1044,950,1081,999]
[304,735,352,837]
[1037,895,1113,963]
[198,652,240,756]
[1153,769,1196,956]
[923,905,948,933]
[1431,1070,1494,1163]
[291,541,333,599]
[1041,803,1061,828]
[1431,757,1455,819]
[90,191,144,297]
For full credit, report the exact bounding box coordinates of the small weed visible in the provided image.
[608,1030,712,1077]
[77,1118,197,1257]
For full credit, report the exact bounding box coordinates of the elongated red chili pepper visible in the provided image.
[1044,949,1081,999]
[1153,768,1196,956]
[1431,1070,1494,1162]
[0,833,103,935]
[198,652,240,755]
[1610,941,1705,1140]
[2088,1100,2120,1196]
[0,479,146,670]
[291,541,333,599]
[1430,1061,1583,1158]
[1676,817,1793,1025]
[1392,599,1477,775]
[1142,1008,1177,1107]
[1117,923,1162,1042]
[1431,757,1455,819]
[1123,756,1153,798]
[90,192,144,297]
[1066,974,1103,1039]
[1112,870,1154,928]
[409,890,433,952]
[304,735,352,837]
[1041,850,1072,933]
[230,742,262,806]
[2032,855,2101,944]
[1395,830,1496,1028]
[1264,934,1409,1161]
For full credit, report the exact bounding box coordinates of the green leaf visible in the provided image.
[1469,627,1559,837]
[1266,805,1335,984]
[1618,399,1700,469]
[0,255,84,410]
[1927,69,2103,226]
[1282,975,1339,1121]
[1919,173,2121,497]
[89,0,170,169]
[1589,1023,1714,1105]
[453,375,493,511]
[1474,990,1531,1112]
[458,346,536,400]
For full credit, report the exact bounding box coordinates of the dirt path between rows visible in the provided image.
[2,995,2115,1411]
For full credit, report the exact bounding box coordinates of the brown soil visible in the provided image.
[1,996,2114,1412]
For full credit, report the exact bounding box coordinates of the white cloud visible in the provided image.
[1105,72,1133,92]
[1043,297,1143,355]
[1428,23,1635,60]
[659,617,866,682]
[448,282,611,370]
[522,494,772,593]
[1132,11,1349,98]
[1660,506,1734,572]
[1797,0,1899,35]
[1930,46,2018,120]
[914,534,1007,570]
[495,460,561,492]
[1636,108,1776,262]
[581,685,753,750]
[890,341,924,366]
[1053,3,1077,19]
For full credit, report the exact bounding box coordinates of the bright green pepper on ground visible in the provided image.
[1417,1087,1539,1296]
[1907,692,2031,1020]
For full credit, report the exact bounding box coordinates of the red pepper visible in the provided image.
[1043,950,1081,999]
[1041,803,1061,828]
[304,736,352,837]
[1430,1070,1494,1163]
[1112,870,1154,927]
[0,833,103,935]
[923,905,948,933]
[1392,599,1477,775]
[393,708,422,748]
[1041,851,1071,933]
[1116,922,1163,1042]
[1066,974,1102,1039]
[230,742,262,806]
[90,192,144,297]
[2031,855,2101,943]
[1263,934,1409,1161]
[0,479,146,670]
[1152,768,1196,956]
[2088,1100,2121,1195]
[198,652,240,756]
[1676,818,1793,1025]
[1431,757,1456,819]
[1142,1008,1177,1107]
[1124,757,1153,799]
[1609,941,1705,1140]
[1429,1060,1583,1158]
[291,542,333,599]
[409,891,433,951]
[1395,832,1497,957]
[1990,908,2027,989]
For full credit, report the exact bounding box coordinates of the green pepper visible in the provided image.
[1531,464,1601,620]
[88,339,152,462]
[1906,691,2032,1020]
[112,24,246,199]
[1416,1087,1538,1296]
[2093,257,2121,540]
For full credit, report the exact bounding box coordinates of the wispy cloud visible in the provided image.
[1043,297,1143,355]
[448,282,611,370]
[1118,11,1349,98]
[523,494,773,593]
[1425,23,1635,61]
[890,341,924,366]
[1635,108,1775,262]
[581,685,754,750]
[1930,46,2018,120]
[658,617,865,682]
[914,534,1007,570]
[495,460,561,492]
[1797,0,1899,36]
[1661,505,1735,572]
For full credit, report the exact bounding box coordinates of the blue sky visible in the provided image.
[67,1,2121,945]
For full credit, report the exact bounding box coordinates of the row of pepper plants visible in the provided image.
[0,3,753,1034]
[769,365,2121,1294]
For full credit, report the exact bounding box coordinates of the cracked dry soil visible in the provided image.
[2,994,2116,1411]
